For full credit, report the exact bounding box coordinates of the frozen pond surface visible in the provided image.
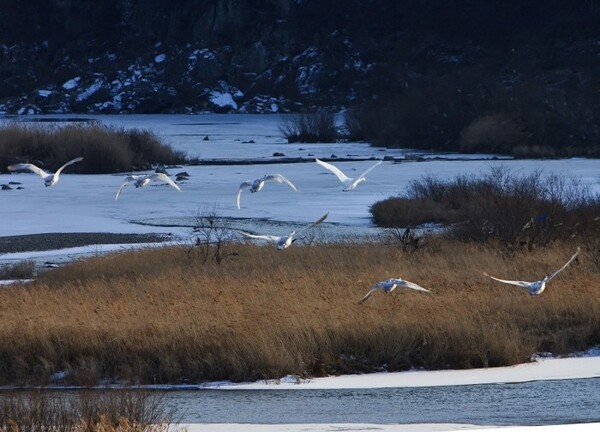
[1,114,598,243]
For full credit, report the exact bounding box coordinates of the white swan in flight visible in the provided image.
[237,174,297,209]
[484,247,580,296]
[237,212,328,250]
[7,156,83,187]
[315,158,382,191]
[359,277,432,304]
[115,172,181,200]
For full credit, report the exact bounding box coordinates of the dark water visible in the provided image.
[162,378,599,425]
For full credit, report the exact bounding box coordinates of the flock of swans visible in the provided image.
[6,156,581,303]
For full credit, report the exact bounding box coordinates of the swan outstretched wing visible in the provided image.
[265,174,297,191]
[54,156,84,175]
[236,231,281,242]
[483,272,532,288]
[295,212,329,235]
[358,287,379,304]
[7,163,48,178]
[544,247,580,283]
[236,181,253,209]
[393,279,432,293]
[115,175,138,200]
[315,158,352,183]
[357,160,382,180]
[149,173,181,191]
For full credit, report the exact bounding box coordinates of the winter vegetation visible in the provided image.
[0,259,35,280]
[0,122,188,174]
[370,167,600,247]
[0,240,597,386]
[0,390,172,431]
[279,112,338,143]
[347,77,600,158]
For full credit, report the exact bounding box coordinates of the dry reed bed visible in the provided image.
[0,241,598,385]
[0,122,187,174]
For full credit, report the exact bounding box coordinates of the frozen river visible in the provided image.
[169,378,600,425]
[44,377,599,426]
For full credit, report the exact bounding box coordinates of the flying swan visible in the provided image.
[8,156,84,187]
[237,212,328,250]
[115,173,181,200]
[315,158,382,191]
[237,174,297,209]
[483,247,580,296]
[359,277,432,304]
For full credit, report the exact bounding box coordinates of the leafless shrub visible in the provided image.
[459,114,527,153]
[370,167,600,248]
[190,206,237,264]
[279,111,338,143]
[0,260,35,280]
[0,389,172,431]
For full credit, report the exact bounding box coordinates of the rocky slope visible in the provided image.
[0,0,599,115]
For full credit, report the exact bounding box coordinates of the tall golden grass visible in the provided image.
[0,241,598,385]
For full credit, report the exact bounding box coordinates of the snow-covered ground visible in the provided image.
[201,353,600,391]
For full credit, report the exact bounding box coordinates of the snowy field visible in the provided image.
[1,114,599,431]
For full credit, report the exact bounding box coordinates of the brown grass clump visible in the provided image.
[0,241,597,386]
[0,122,187,174]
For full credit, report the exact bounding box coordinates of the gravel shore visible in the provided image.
[0,232,171,254]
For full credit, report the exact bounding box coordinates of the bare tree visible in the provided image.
[190,206,237,264]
